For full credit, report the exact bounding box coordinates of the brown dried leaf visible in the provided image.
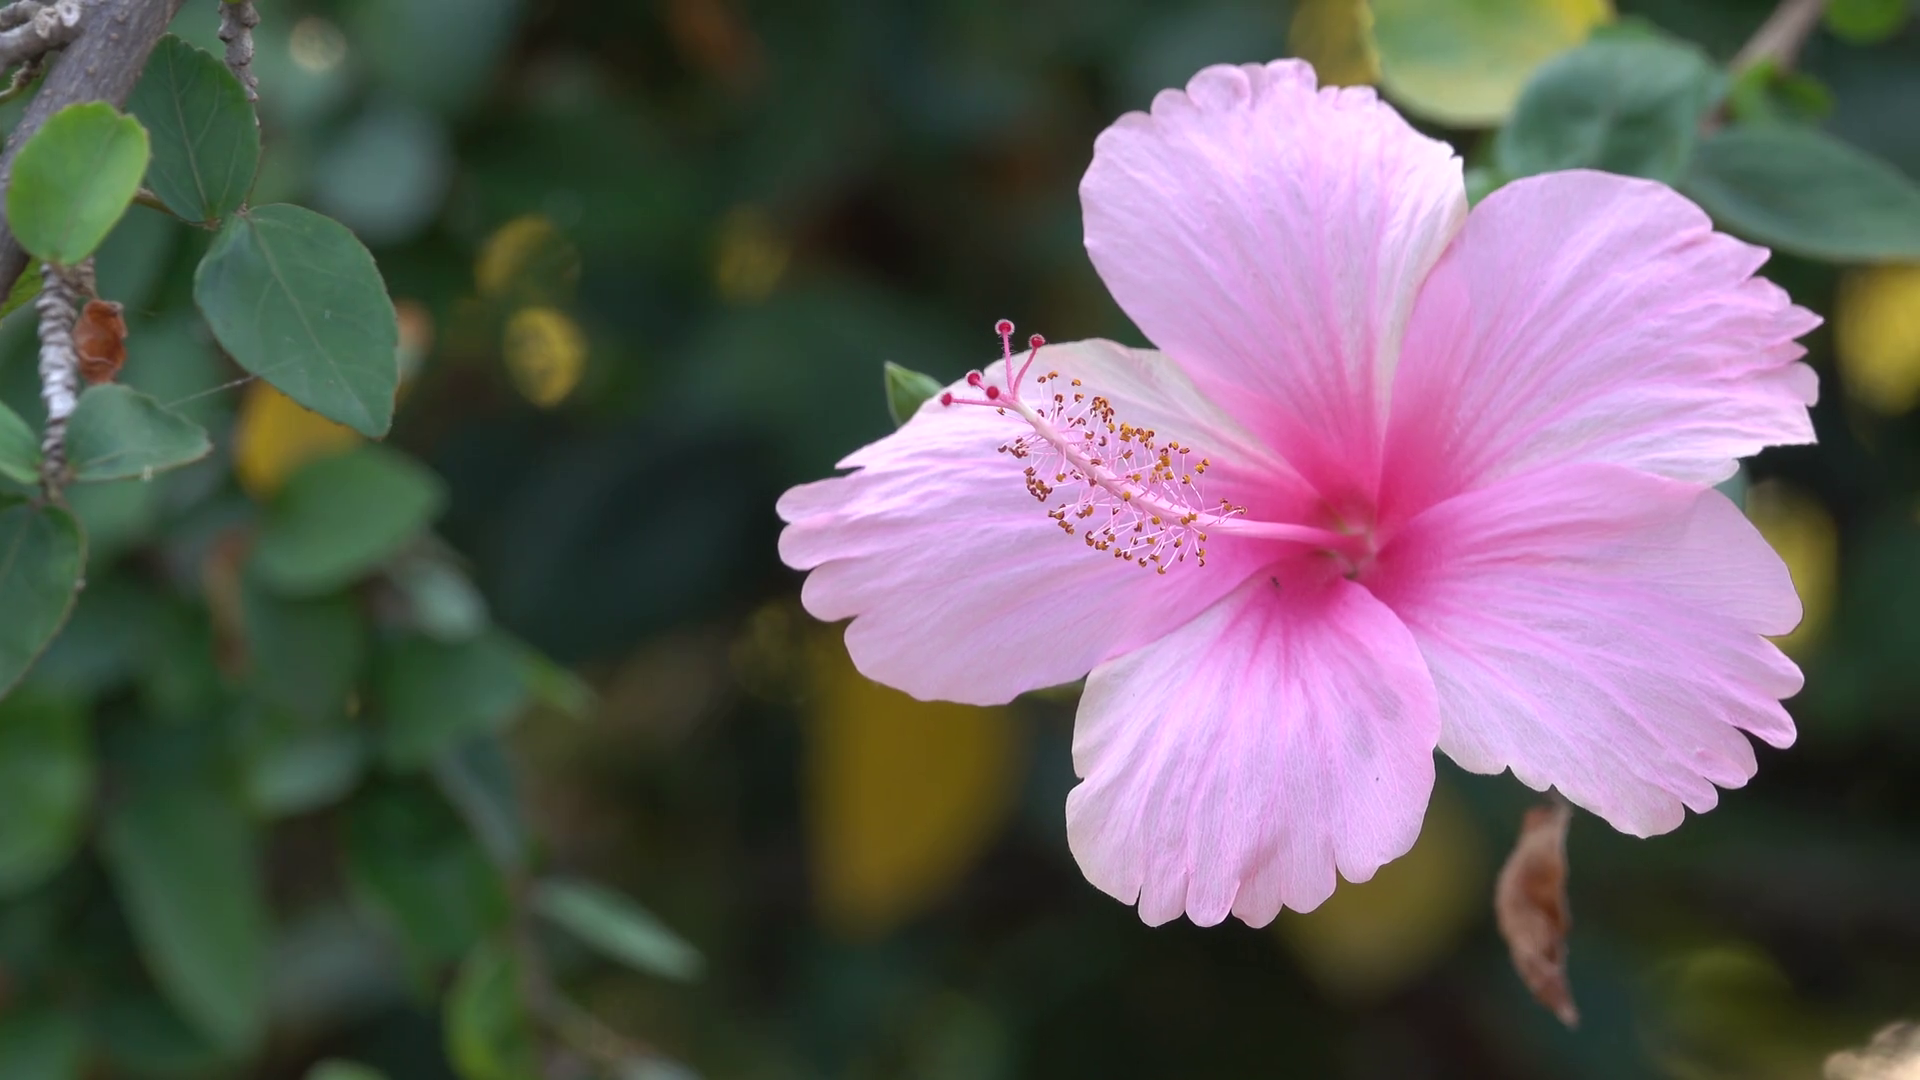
[1826,1022,1920,1080]
[73,298,127,385]
[1495,797,1578,1027]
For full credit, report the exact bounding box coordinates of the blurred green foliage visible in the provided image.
[0,0,1915,1077]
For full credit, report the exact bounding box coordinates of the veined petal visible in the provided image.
[1066,567,1441,927]
[1081,59,1467,509]
[1382,171,1820,520]
[778,339,1305,706]
[1369,463,1802,838]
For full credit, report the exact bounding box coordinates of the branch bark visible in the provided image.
[0,0,187,303]
[1732,0,1830,74]
[0,0,81,68]
[216,0,256,103]
[35,259,81,492]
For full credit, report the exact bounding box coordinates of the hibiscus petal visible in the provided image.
[1081,59,1467,509]
[1383,170,1820,519]
[1065,567,1441,927]
[778,339,1305,705]
[1369,463,1802,838]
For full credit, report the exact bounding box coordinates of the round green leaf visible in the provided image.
[0,694,91,897]
[1824,0,1908,44]
[0,401,38,485]
[0,500,84,697]
[99,776,269,1055]
[377,633,530,770]
[128,35,261,224]
[1495,35,1719,183]
[1683,126,1920,263]
[0,1010,83,1080]
[532,878,704,982]
[250,445,447,596]
[6,103,150,267]
[445,940,541,1080]
[193,204,400,436]
[65,385,213,483]
[1372,0,1612,127]
[345,780,509,969]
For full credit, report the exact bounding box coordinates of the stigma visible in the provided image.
[942,320,1245,574]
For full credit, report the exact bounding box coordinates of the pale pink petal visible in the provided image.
[778,339,1311,706]
[1368,463,1802,838]
[1382,171,1820,520]
[1081,59,1467,509]
[1065,563,1441,927]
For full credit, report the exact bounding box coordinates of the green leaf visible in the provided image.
[0,261,41,322]
[1724,59,1833,127]
[64,384,213,483]
[377,633,530,770]
[127,35,260,224]
[389,554,489,641]
[345,779,508,968]
[0,1009,83,1080]
[99,774,269,1055]
[1683,126,1920,262]
[446,940,541,1080]
[433,737,529,872]
[239,578,366,721]
[235,703,366,819]
[1824,0,1908,43]
[0,694,91,897]
[308,1062,390,1080]
[6,103,150,266]
[532,878,704,982]
[88,996,228,1076]
[251,445,447,596]
[0,500,84,698]
[0,400,37,485]
[1495,35,1718,183]
[193,204,400,436]
[883,361,944,428]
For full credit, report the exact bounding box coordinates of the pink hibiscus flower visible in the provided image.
[777,59,1818,927]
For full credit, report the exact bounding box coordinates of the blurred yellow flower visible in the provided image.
[1289,0,1381,87]
[1372,0,1612,126]
[1274,777,1487,1000]
[806,635,1025,938]
[1835,263,1920,415]
[232,382,360,499]
[504,307,588,409]
[477,215,581,306]
[714,205,791,304]
[1745,480,1838,657]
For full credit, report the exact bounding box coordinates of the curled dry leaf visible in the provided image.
[1826,1022,1920,1080]
[1495,797,1578,1027]
[73,298,127,386]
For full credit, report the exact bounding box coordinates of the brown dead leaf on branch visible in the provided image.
[1495,796,1578,1028]
[73,298,127,385]
[1826,1022,1920,1080]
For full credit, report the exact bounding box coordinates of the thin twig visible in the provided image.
[1732,0,1830,73]
[0,0,79,70]
[0,1,39,32]
[216,0,258,104]
[0,55,40,106]
[35,260,81,494]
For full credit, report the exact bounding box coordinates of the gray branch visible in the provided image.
[35,260,80,490]
[0,0,188,304]
[216,0,256,103]
[0,0,80,69]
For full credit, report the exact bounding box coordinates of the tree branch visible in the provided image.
[0,0,188,304]
[0,0,79,68]
[36,259,81,494]
[1732,0,1830,74]
[216,0,256,103]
